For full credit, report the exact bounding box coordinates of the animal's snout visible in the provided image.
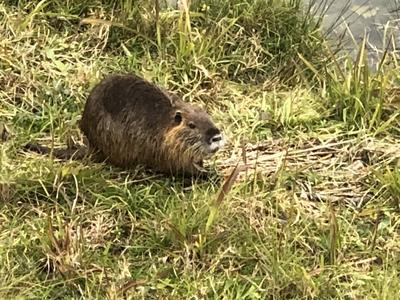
[206,128,221,144]
[204,127,225,154]
[206,128,225,154]
[209,134,222,144]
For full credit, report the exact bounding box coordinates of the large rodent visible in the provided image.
[26,73,224,176]
[80,74,225,176]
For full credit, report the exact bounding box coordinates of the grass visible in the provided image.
[0,0,400,299]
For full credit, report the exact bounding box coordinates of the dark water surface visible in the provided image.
[308,0,400,66]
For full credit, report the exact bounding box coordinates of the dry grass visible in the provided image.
[219,134,400,204]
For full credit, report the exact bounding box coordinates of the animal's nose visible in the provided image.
[210,134,222,144]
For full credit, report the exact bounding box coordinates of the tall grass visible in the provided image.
[299,35,400,134]
[4,0,327,84]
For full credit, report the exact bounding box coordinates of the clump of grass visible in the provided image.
[98,0,327,87]
[324,38,391,131]
[300,34,400,134]
[373,166,400,211]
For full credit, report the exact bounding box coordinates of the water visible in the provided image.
[308,0,400,66]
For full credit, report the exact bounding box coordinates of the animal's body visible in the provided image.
[26,74,225,176]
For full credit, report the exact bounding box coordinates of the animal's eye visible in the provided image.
[188,122,196,129]
[174,111,182,123]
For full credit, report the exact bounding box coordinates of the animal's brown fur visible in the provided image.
[26,73,224,177]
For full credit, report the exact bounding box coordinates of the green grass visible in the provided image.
[1,0,400,299]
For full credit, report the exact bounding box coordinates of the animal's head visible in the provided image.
[166,100,225,163]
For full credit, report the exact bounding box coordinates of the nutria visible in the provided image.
[25,74,225,176]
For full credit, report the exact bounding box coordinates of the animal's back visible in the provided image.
[80,74,174,168]
[81,74,173,132]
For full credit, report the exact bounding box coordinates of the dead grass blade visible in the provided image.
[118,278,148,295]
[328,199,338,265]
[0,123,10,142]
[205,162,246,233]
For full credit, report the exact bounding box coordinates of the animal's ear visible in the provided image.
[174,111,182,123]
